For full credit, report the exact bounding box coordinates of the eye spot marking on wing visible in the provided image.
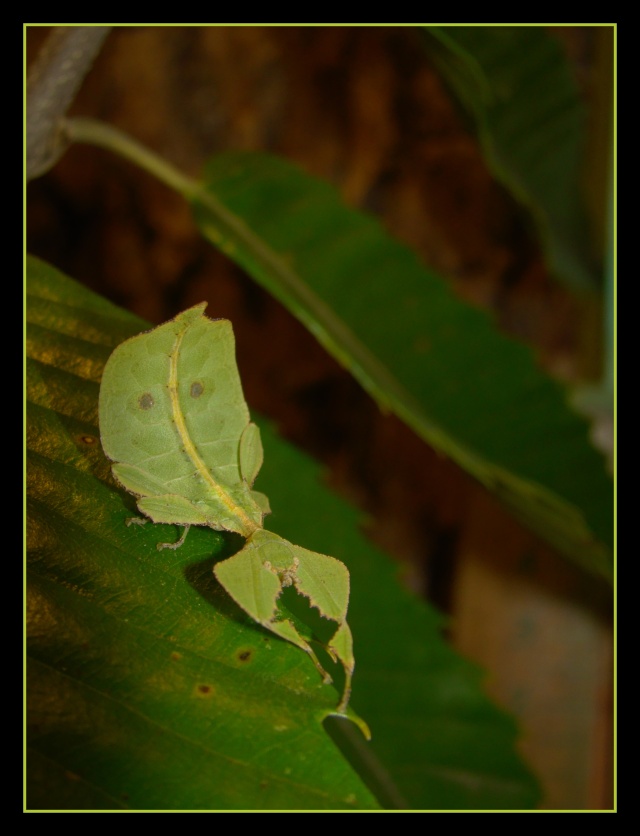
[190,381,205,398]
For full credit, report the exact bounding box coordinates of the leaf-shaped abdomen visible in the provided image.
[99,304,263,535]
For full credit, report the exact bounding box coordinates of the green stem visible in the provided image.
[64,117,200,198]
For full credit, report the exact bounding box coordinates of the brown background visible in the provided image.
[26,25,614,809]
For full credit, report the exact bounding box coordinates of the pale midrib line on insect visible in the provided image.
[167,329,257,536]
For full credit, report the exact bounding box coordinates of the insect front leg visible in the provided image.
[125,516,148,528]
[156,524,191,551]
[125,515,191,550]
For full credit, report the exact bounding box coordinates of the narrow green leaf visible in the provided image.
[191,152,612,580]
[27,255,540,810]
[423,25,597,292]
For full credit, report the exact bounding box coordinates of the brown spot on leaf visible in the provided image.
[78,434,97,445]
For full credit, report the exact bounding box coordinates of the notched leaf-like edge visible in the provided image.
[214,529,362,727]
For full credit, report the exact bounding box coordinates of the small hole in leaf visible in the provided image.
[138,393,154,410]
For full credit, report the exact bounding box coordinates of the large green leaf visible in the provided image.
[26,255,540,810]
[423,25,597,293]
[26,260,377,811]
[191,152,612,579]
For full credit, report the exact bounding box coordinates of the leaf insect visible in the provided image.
[99,303,358,719]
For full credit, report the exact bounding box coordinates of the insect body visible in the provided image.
[99,304,355,714]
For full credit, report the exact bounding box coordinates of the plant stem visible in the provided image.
[64,117,200,198]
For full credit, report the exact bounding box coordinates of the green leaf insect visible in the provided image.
[98,303,357,717]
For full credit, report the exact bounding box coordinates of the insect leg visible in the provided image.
[156,524,191,551]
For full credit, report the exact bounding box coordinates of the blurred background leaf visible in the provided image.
[422,26,598,294]
[192,151,612,578]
